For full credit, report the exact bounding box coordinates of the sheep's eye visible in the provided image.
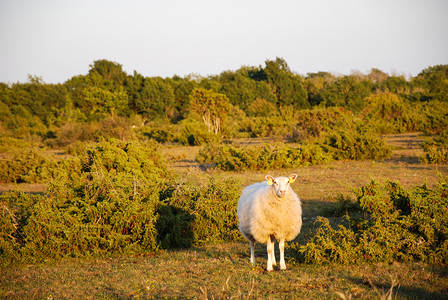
[273,181,277,185]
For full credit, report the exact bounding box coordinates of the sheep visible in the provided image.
[237,174,302,271]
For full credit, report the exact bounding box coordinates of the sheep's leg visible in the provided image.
[269,235,277,266]
[279,239,286,270]
[266,236,275,272]
[249,240,255,266]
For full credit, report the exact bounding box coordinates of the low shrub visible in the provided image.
[291,180,448,265]
[0,136,39,153]
[0,139,170,265]
[360,93,421,134]
[421,130,448,163]
[178,118,221,146]
[140,122,181,143]
[236,116,294,138]
[0,148,56,183]
[48,116,138,148]
[320,129,392,160]
[0,139,244,265]
[295,107,356,139]
[197,142,332,171]
[198,129,391,171]
[159,176,241,247]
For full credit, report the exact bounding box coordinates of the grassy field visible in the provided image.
[1,133,448,299]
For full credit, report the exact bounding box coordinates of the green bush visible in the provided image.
[140,122,181,143]
[160,176,241,247]
[178,118,221,146]
[0,148,56,183]
[291,180,448,265]
[198,129,391,172]
[197,142,332,171]
[0,191,41,266]
[295,107,356,139]
[237,116,293,138]
[360,93,420,134]
[320,129,392,160]
[0,139,244,265]
[0,139,170,265]
[421,130,448,163]
[0,136,39,153]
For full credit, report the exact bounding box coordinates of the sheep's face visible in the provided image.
[266,174,297,198]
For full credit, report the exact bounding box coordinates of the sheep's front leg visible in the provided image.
[249,240,255,266]
[266,236,275,272]
[279,239,286,270]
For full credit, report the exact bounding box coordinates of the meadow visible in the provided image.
[1,133,448,299]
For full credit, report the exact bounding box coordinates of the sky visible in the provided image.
[1,0,447,84]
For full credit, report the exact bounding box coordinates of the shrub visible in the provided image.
[178,118,221,146]
[198,129,391,172]
[0,191,41,266]
[361,93,418,134]
[291,180,448,265]
[237,116,293,138]
[0,148,56,183]
[140,122,181,143]
[320,129,392,160]
[0,139,245,265]
[160,176,241,247]
[0,136,39,153]
[197,142,332,171]
[295,107,356,139]
[421,130,448,163]
[0,139,170,265]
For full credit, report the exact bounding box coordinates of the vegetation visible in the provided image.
[1,59,448,298]
[0,139,241,266]
[292,180,448,265]
[0,59,447,147]
[421,129,448,164]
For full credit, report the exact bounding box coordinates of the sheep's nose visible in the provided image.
[280,190,286,196]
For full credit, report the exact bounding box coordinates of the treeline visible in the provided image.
[1,58,447,141]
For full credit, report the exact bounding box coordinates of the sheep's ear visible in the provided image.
[266,175,274,185]
[289,174,298,183]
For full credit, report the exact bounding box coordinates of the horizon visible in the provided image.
[1,0,447,84]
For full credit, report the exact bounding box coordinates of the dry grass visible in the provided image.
[1,133,448,299]
[2,243,447,299]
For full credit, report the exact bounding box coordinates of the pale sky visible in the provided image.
[1,0,447,84]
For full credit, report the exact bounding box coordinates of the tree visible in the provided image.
[127,75,175,122]
[87,59,127,88]
[304,72,335,106]
[319,75,373,111]
[82,86,128,119]
[264,57,309,109]
[189,88,230,134]
[218,67,275,112]
[415,65,448,102]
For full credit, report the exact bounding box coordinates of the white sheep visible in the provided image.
[237,174,302,271]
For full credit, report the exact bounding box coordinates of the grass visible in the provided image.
[2,243,448,299]
[1,132,448,299]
